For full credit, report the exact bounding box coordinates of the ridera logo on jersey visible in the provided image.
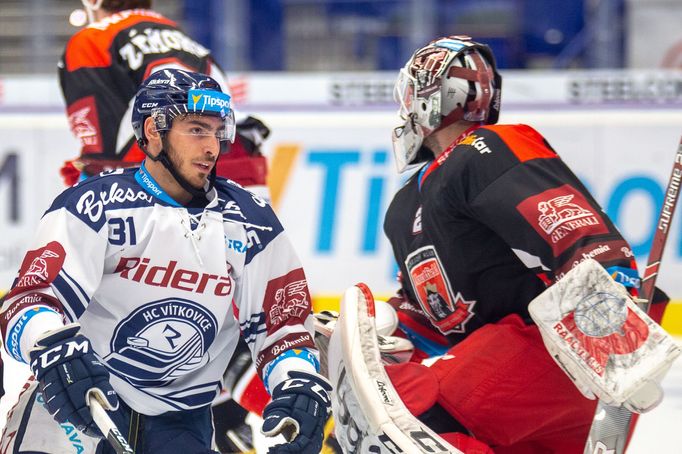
[405,246,476,334]
[105,297,218,387]
[517,184,609,256]
[262,268,311,334]
[66,95,101,153]
[114,256,233,296]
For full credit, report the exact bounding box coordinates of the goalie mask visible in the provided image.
[392,36,502,172]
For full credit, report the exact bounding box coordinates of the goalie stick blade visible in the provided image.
[584,135,682,453]
[583,403,631,454]
[328,283,463,454]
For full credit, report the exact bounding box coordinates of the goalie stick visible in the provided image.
[583,136,682,454]
[87,390,135,454]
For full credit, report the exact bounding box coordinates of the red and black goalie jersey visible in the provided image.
[384,124,644,345]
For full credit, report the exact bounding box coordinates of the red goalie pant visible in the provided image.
[387,314,599,454]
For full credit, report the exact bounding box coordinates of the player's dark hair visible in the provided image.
[102,0,152,12]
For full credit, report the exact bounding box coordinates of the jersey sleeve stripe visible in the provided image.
[240,312,267,344]
[52,272,89,320]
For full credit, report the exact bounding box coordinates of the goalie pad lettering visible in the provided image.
[528,259,681,413]
[327,283,462,453]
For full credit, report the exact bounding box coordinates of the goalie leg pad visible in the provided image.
[328,283,467,453]
[385,362,439,416]
[430,314,597,451]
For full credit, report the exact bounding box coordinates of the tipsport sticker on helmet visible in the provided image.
[187,89,232,116]
[434,39,467,52]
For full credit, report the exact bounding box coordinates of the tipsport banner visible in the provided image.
[1,108,682,301]
[262,109,682,300]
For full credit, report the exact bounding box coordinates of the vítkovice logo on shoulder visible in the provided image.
[188,89,231,114]
[105,298,218,387]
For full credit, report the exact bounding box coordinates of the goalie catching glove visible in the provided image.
[528,259,681,413]
[29,323,119,436]
[261,370,332,454]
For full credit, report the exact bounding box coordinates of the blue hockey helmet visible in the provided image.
[132,68,236,152]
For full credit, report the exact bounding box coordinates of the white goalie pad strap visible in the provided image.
[328,283,462,454]
[528,259,681,413]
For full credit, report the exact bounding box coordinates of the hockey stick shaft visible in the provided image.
[583,136,682,454]
[639,139,682,306]
[88,392,135,454]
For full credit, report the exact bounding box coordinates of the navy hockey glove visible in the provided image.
[261,370,332,454]
[29,323,119,437]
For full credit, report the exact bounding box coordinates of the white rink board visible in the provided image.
[1,110,682,300]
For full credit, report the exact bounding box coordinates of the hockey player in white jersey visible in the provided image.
[0,69,331,454]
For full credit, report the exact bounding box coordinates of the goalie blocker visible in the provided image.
[528,258,681,413]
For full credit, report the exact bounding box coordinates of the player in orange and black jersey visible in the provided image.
[381,36,669,453]
[59,0,269,198]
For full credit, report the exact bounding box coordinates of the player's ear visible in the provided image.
[144,117,160,143]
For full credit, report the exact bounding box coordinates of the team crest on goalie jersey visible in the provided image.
[105,298,218,387]
[405,246,476,334]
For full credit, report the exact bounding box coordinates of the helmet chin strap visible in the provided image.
[147,136,215,199]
